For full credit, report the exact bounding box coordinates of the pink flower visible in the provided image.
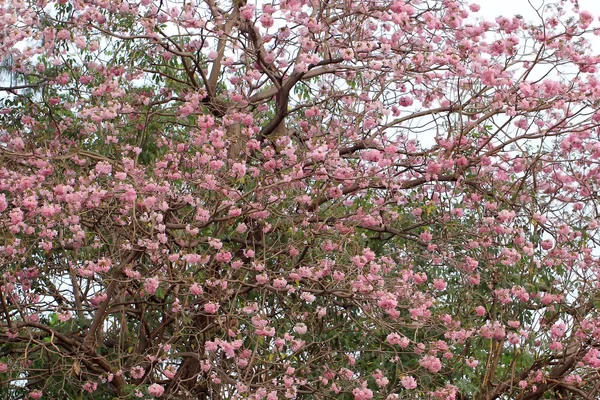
[293,323,307,335]
[580,10,593,28]
[231,162,246,178]
[29,391,43,399]
[256,273,269,285]
[341,48,354,61]
[56,29,70,40]
[260,13,274,28]
[58,312,71,322]
[550,322,566,339]
[148,383,165,397]
[204,302,219,314]
[386,332,410,348]
[236,223,247,233]
[215,251,232,263]
[130,366,145,379]
[144,277,160,296]
[420,231,433,242]
[377,294,398,309]
[466,358,479,368]
[0,194,7,213]
[549,341,563,351]
[83,381,98,393]
[272,277,287,290]
[508,320,520,329]
[497,209,515,222]
[401,376,417,389]
[386,333,402,345]
[0,363,7,373]
[163,365,176,379]
[95,161,112,175]
[300,291,316,303]
[240,4,255,20]
[519,380,528,388]
[399,96,413,107]
[419,355,442,373]
[352,387,373,400]
[123,187,137,203]
[433,278,447,290]
[190,283,203,295]
[9,208,23,225]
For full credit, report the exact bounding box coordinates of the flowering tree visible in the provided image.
[3,0,600,398]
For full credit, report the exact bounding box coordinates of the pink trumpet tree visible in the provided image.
[1,0,600,399]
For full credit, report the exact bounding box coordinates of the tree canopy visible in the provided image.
[2,0,600,399]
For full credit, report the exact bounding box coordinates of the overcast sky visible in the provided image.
[477,0,600,51]
[479,0,600,23]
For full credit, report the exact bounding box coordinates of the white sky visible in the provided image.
[479,0,600,27]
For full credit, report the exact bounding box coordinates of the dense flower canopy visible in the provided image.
[2,0,600,399]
